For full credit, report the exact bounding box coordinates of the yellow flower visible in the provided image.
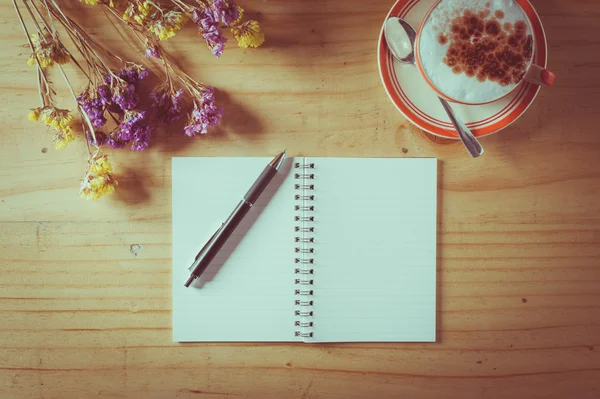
[28,108,41,122]
[89,154,113,174]
[231,20,265,48]
[81,175,116,200]
[29,106,77,149]
[39,107,73,129]
[123,4,133,20]
[28,54,53,68]
[80,151,117,200]
[28,32,70,68]
[54,127,75,150]
[79,0,99,5]
[149,11,186,41]
[80,176,116,200]
[232,6,244,25]
[138,2,151,16]
[41,57,53,68]
[124,1,151,23]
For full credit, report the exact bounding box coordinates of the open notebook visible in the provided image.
[172,157,437,343]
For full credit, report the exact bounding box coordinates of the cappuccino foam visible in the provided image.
[419,0,533,103]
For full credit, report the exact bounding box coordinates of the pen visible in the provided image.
[184,149,287,287]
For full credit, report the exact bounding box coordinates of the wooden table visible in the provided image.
[1,0,599,397]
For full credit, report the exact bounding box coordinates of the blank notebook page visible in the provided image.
[172,157,296,342]
[308,157,437,342]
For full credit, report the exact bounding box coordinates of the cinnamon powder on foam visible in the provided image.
[438,4,533,86]
[419,0,534,103]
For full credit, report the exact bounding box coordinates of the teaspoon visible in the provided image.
[384,17,484,158]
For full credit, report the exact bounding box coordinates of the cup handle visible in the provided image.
[525,64,556,87]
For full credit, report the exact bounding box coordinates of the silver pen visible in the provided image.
[184,150,287,287]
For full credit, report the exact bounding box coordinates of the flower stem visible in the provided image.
[35,64,45,106]
[12,0,51,89]
[27,0,91,80]
[21,0,48,38]
[171,0,193,13]
[102,7,146,63]
[47,0,123,68]
[56,63,97,146]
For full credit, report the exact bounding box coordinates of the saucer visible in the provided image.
[378,0,548,139]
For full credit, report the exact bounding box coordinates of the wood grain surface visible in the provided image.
[1,0,600,398]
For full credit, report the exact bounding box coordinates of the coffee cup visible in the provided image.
[415,0,554,105]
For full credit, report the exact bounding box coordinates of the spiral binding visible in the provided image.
[294,184,314,190]
[294,162,315,169]
[294,248,314,253]
[293,158,315,339]
[294,173,315,179]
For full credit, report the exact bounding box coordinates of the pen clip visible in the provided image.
[188,222,224,270]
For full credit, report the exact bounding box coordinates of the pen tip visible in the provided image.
[270,150,286,170]
[184,275,196,287]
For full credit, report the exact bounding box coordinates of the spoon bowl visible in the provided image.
[384,17,416,64]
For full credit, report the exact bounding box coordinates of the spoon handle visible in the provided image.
[438,97,484,158]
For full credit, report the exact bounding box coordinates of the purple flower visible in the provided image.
[191,9,201,23]
[204,28,227,57]
[184,86,223,136]
[116,65,148,85]
[192,7,227,58]
[115,110,153,151]
[192,8,215,28]
[79,65,148,130]
[131,124,153,151]
[151,88,185,124]
[85,107,106,127]
[112,83,138,111]
[145,44,160,59]
[106,66,148,110]
[103,65,148,86]
[213,0,239,26]
[116,110,145,141]
[86,130,107,147]
[77,92,107,127]
[106,136,127,149]
[77,64,153,151]
[97,85,112,105]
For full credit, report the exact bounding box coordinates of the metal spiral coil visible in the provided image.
[295,268,314,274]
[294,289,314,295]
[295,321,314,327]
[294,279,314,285]
[295,184,315,190]
[294,205,314,211]
[294,160,316,339]
[295,195,315,201]
[295,237,314,243]
[294,310,314,317]
[294,162,315,169]
[295,226,315,233]
[295,258,314,264]
[294,173,315,179]
[295,247,315,253]
[295,217,315,223]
